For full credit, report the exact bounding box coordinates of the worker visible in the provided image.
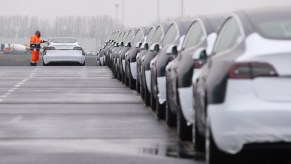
[30,30,47,66]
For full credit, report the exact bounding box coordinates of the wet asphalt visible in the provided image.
[0,66,204,164]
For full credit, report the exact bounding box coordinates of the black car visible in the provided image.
[117,29,136,83]
[141,23,169,106]
[110,31,127,77]
[136,26,156,94]
[125,27,151,89]
[150,20,191,120]
[165,15,225,142]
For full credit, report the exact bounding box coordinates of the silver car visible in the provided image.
[43,37,85,66]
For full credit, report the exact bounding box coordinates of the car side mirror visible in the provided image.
[166,44,178,57]
[150,43,160,52]
[135,42,143,48]
[125,42,131,47]
[143,43,149,50]
[193,48,207,68]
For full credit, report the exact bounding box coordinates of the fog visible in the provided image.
[1,0,291,27]
[0,0,291,50]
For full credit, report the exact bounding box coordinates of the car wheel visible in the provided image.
[125,76,129,86]
[150,92,156,111]
[136,80,140,93]
[129,77,136,90]
[82,62,85,66]
[166,102,176,127]
[177,107,192,141]
[206,119,233,164]
[156,102,165,119]
[144,84,150,106]
[43,61,47,66]
[193,120,205,152]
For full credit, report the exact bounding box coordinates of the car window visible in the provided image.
[214,18,242,53]
[183,21,205,49]
[147,28,156,44]
[152,27,163,43]
[126,30,135,42]
[247,9,291,39]
[133,30,144,43]
[163,24,179,46]
[120,32,127,42]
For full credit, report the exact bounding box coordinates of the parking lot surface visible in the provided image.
[0,66,202,164]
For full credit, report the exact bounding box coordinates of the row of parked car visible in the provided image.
[97,7,291,164]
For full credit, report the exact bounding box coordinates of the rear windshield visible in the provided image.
[50,38,78,43]
[247,9,291,40]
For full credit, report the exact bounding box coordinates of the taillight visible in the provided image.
[228,62,278,79]
[73,47,82,51]
[45,47,55,50]
[168,55,175,62]
[193,59,203,69]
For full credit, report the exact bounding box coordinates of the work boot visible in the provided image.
[30,62,37,66]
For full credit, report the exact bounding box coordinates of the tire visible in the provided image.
[150,92,156,111]
[177,107,192,141]
[193,120,205,152]
[129,77,136,90]
[43,61,47,66]
[150,78,157,111]
[144,85,150,106]
[125,76,129,86]
[82,62,85,66]
[166,102,176,127]
[156,102,165,119]
[206,121,233,164]
[136,80,140,93]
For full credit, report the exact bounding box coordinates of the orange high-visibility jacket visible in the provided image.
[30,34,41,47]
[30,34,41,63]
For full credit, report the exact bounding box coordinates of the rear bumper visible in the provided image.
[43,55,85,64]
[178,86,194,124]
[208,80,291,154]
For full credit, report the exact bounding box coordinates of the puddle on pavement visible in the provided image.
[137,143,204,161]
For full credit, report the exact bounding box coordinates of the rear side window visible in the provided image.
[133,30,144,43]
[126,30,135,42]
[183,21,205,49]
[247,9,291,39]
[214,18,242,54]
[152,27,163,43]
[147,28,156,44]
[163,24,179,46]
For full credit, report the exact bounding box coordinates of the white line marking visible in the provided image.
[10,116,23,123]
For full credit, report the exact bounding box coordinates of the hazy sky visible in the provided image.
[1,0,291,27]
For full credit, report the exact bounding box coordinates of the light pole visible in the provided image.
[179,0,184,18]
[157,0,160,24]
[122,0,124,25]
[114,3,120,21]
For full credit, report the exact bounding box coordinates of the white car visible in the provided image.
[43,37,85,66]
[194,7,291,164]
